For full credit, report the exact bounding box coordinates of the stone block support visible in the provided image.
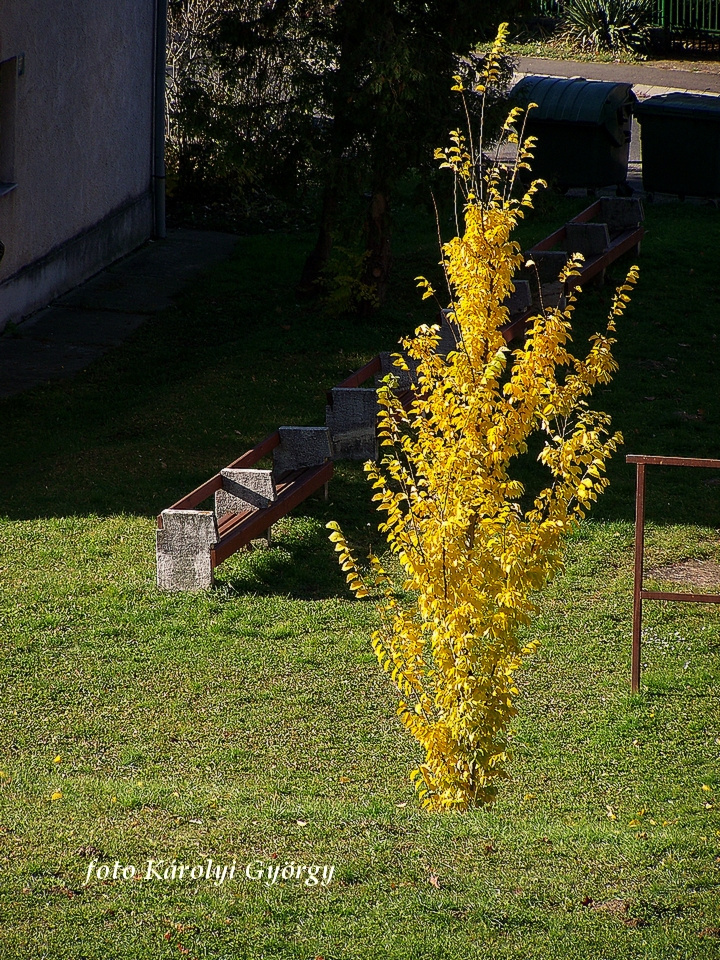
[378,350,418,390]
[524,250,569,284]
[599,197,644,237]
[505,279,532,316]
[565,222,610,260]
[326,388,378,461]
[156,509,218,591]
[215,468,277,547]
[435,314,461,358]
[215,469,276,516]
[274,426,333,476]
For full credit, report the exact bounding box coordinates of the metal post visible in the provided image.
[661,0,670,51]
[631,462,646,693]
[153,0,168,239]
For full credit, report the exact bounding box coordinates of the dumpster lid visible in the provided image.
[512,75,636,126]
[636,92,720,122]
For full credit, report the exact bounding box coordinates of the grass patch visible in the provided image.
[477,32,720,67]
[1,192,719,958]
[482,37,648,63]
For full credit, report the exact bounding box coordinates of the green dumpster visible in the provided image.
[512,76,637,191]
[635,93,720,198]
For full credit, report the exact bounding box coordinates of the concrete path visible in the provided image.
[516,57,720,98]
[0,228,238,398]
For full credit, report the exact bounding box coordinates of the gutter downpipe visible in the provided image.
[153,0,168,239]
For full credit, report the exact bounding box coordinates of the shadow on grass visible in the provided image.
[215,524,349,601]
[0,233,414,523]
[214,466,382,601]
[1,201,718,539]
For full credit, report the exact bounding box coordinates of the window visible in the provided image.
[0,56,18,197]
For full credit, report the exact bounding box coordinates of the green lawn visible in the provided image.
[1,192,719,958]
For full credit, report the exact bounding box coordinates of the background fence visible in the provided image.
[528,0,720,49]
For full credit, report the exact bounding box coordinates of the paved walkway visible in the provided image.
[0,229,238,398]
[516,57,720,98]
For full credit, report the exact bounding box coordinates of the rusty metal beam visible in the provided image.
[210,459,333,567]
[567,227,645,289]
[226,431,280,470]
[627,454,720,469]
[631,461,646,693]
[334,356,382,390]
[161,474,224,524]
[501,310,533,342]
[641,590,720,603]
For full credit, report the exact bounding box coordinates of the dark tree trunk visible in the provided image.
[360,185,392,312]
[298,1,366,296]
[298,0,502,310]
[297,181,338,296]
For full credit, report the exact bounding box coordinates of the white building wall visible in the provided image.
[0,0,156,329]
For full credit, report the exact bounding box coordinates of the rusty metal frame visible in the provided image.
[158,429,333,571]
[210,460,333,567]
[627,454,720,692]
[527,198,645,291]
[157,431,281,523]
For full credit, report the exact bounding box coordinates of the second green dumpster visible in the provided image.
[636,93,720,199]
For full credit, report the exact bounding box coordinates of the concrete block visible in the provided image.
[326,388,378,461]
[156,509,218,591]
[378,351,417,391]
[539,281,566,313]
[504,280,532,316]
[524,250,569,284]
[274,426,332,477]
[215,469,276,517]
[599,197,644,236]
[565,222,610,260]
[436,313,461,357]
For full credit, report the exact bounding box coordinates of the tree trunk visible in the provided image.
[298,0,365,296]
[297,181,338,296]
[360,185,392,313]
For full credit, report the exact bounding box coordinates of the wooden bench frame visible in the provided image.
[527,197,644,284]
[504,197,645,341]
[328,272,572,411]
[157,429,333,591]
[157,200,643,591]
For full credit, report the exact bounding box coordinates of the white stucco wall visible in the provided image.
[0,0,156,326]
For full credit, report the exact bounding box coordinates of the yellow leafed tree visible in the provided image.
[328,23,638,811]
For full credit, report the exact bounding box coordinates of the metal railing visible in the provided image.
[627,455,720,693]
[527,0,720,41]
